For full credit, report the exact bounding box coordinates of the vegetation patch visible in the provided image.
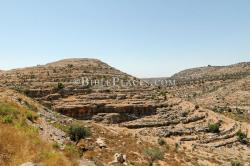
[231,160,242,166]
[144,147,164,166]
[236,130,248,144]
[57,82,65,90]
[68,124,91,143]
[158,138,166,146]
[208,123,220,133]
[0,102,20,121]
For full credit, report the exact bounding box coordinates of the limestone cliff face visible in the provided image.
[54,101,162,120]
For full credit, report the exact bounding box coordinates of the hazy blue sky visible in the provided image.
[0,0,249,77]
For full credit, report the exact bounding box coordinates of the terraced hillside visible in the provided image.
[0,59,249,165]
[0,59,157,121]
[121,98,250,164]
[159,62,250,123]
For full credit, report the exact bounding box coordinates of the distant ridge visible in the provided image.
[172,62,250,79]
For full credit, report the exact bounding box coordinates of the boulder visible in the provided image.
[108,153,128,166]
[96,137,107,148]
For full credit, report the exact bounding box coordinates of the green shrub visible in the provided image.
[231,160,242,166]
[158,138,166,146]
[68,124,91,142]
[0,103,20,124]
[175,142,180,151]
[208,123,220,133]
[67,64,74,68]
[236,130,247,143]
[144,147,163,163]
[57,82,65,90]
[2,115,13,124]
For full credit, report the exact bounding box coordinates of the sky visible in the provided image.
[0,0,249,78]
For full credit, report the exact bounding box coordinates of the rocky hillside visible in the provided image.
[0,59,250,166]
[172,62,250,80]
[163,62,250,123]
[0,59,155,121]
[0,58,136,91]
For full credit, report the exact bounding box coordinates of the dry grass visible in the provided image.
[0,123,76,166]
[0,123,38,165]
[0,100,77,166]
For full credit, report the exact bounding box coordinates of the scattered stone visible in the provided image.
[96,138,107,149]
[108,153,128,166]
